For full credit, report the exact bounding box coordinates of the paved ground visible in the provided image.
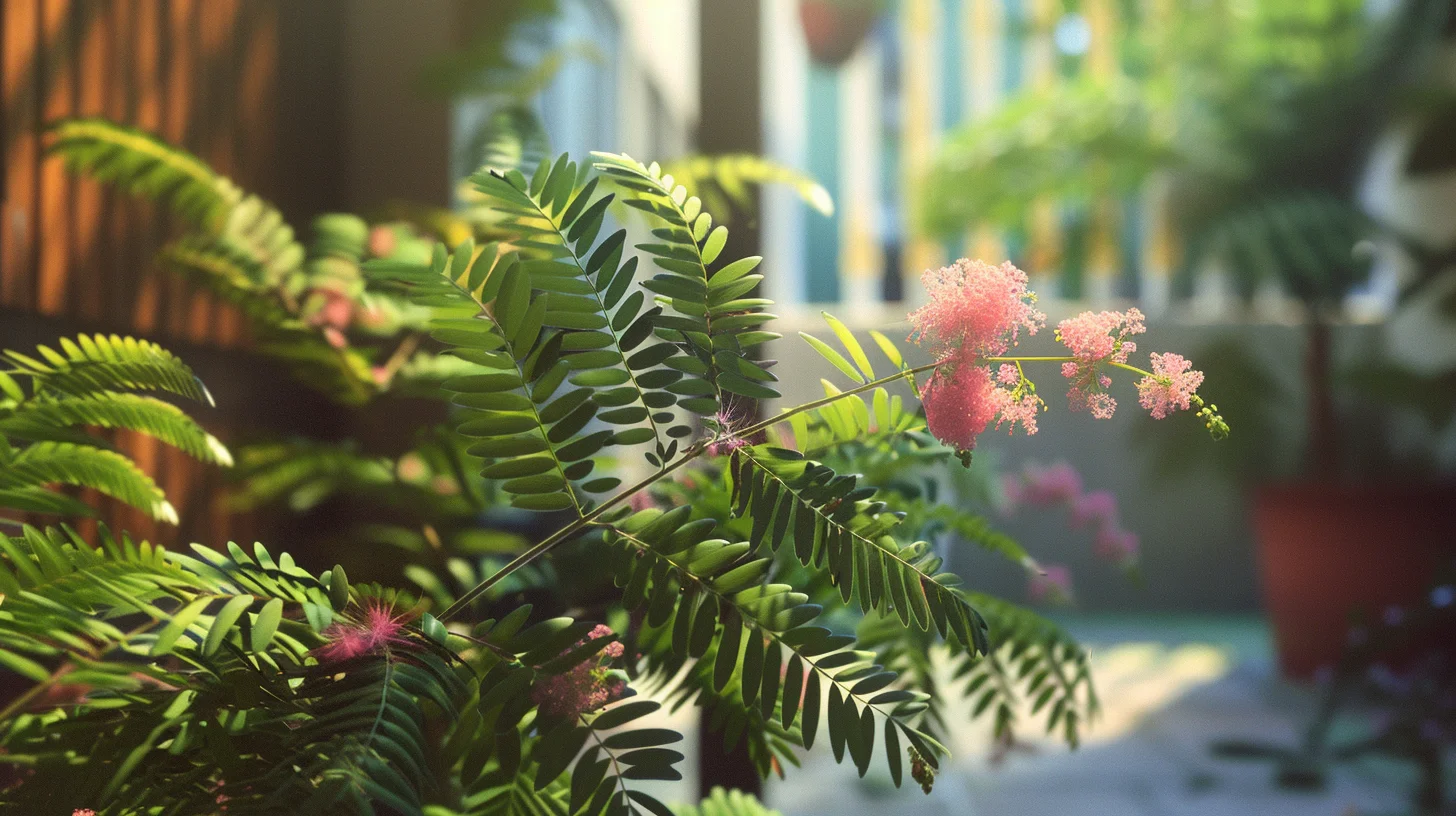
[761,615,1426,816]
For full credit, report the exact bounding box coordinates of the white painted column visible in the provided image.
[760,0,810,312]
[838,40,885,316]
[901,0,944,307]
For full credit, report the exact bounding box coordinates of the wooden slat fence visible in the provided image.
[1,0,289,549]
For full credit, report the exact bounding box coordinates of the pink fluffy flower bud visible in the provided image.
[531,624,628,721]
[909,259,1045,360]
[922,360,1000,453]
[314,600,413,663]
[1136,352,1205,419]
[1070,490,1118,530]
[1094,526,1140,563]
[1019,462,1083,505]
[1056,309,1145,419]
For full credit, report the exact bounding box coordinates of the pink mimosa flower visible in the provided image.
[992,390,1041,436]
[1136,353,1205,419]
[921,360,1000,452]
[1056,309,1145,364]
[1028,565,1075,605]
[314,600,413,663]
[1056,309,1145,419]
[532,624,628,720]
[909,259,1044,360]
[1094,526,1140,563]
[1070,490,1118,529]
[1019,462,1083,505]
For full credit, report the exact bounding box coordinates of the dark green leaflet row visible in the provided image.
[599,505,949,784]
[591,153,782,421]
[729,446,991,657]
[458,605,685,816]
[470,154,700,468]
[368,240,617,513]
[954,592,1099,750]
[48,118,307,284]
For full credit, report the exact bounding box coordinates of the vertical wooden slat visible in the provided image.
[185,0,236,344]
[223,0,277,345]
[2,0,40,310]
[101,0,133,330]
[900,0,943,304]
[158,0,195,343]
[36,0,74,316]
[128,0,163,335]
[70,0,108,323]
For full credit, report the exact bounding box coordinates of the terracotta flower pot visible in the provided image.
[1252,483,1456,680]
[798,0,878,67]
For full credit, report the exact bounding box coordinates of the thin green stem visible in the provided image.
[445,350,1167,623]
[1108,361,1154,378]
[442,363,957,621]
[438,440,709,621]
[733,362,941,440]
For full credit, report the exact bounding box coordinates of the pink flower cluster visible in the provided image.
[1028,565,1074,605]
[922,361,1043,451]
[531,624,627,720]
[314,600,413,663]
[1136,353,1205,419]
[909,259,1045,360]
[1003,461,1140,605]
[910,259,1210,451]
[1056,309,1145,419]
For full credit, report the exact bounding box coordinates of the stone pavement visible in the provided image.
[756,616,1423,816]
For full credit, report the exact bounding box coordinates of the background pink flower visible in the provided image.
[1070,490,1118,529]
[531,624,627,720]
[909,259,1044,359]
[1095,526,1140,563]
[1029,565,1075,605]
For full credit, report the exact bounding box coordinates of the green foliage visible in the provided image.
[0,133,1213,814]
[922,79,1173,236]
[1192,193,1372,306]
[602,504,947,780]
[674,788,782,816]
[0,525,683,816]
[658,154,834,220]
[47,118,441,405]
[0,335,226,522]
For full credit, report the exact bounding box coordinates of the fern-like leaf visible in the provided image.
[602,506,949,782]
[0,392,232,466]
[591,153,781,417]
[0,443,176,523]
[3,334,211,404]
[730,446,990,655]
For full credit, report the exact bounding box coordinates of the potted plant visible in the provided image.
[1176,0,1456,679]
[798,0,887,67]
[923,0,1456,679]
